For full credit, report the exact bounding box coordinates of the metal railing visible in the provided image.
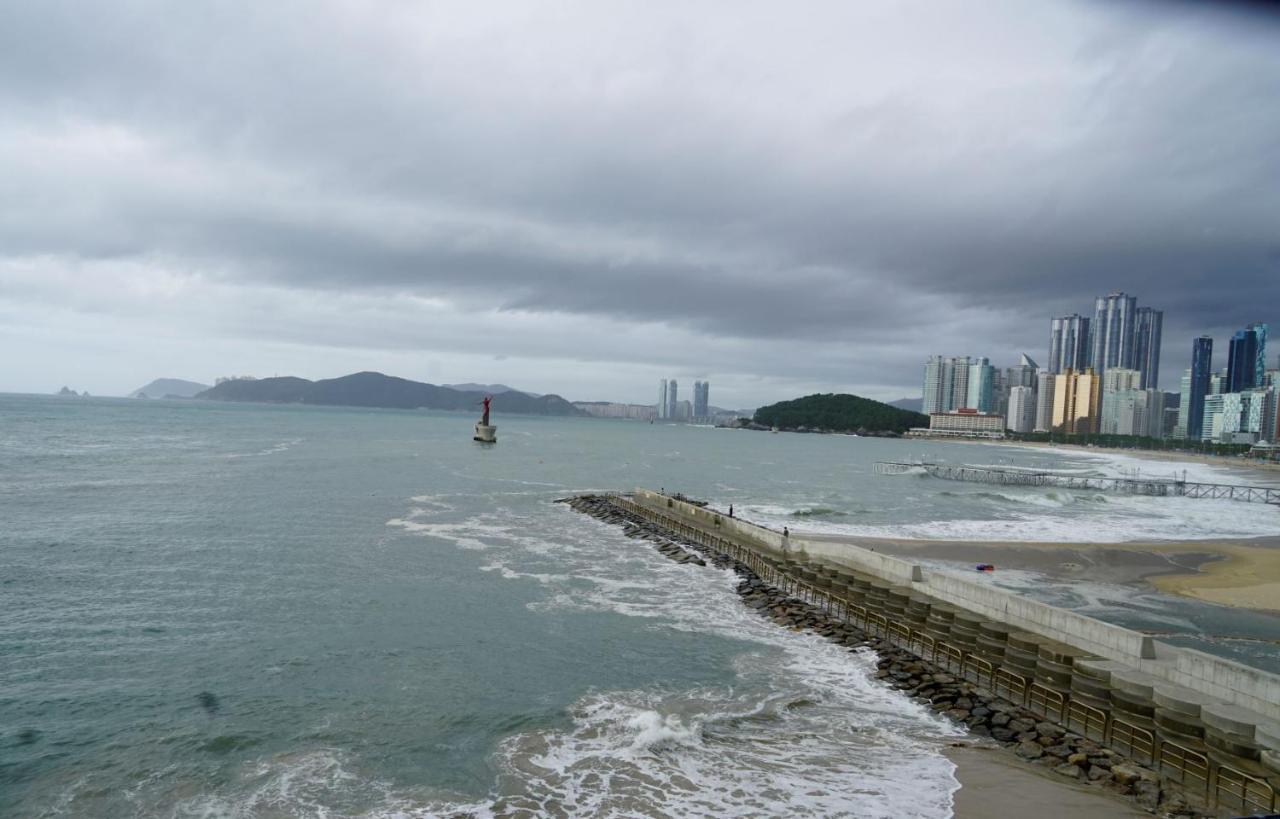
[962,655,995,690]
[1158,739,1210,797]
[935,642,965,674]
[1110,718,1156,766]
[1065,699,1109,742]
[1027,683,1068,722]
[1214,763,1276,814]
[993,668,1028,705]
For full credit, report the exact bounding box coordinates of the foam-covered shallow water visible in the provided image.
[2,394,1277,816]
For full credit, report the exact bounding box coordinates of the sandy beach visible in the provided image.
[802,532,1280,613]
[948,437,1280,477]
[945,744,1147,818]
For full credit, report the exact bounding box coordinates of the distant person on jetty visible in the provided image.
[729,504,734,518]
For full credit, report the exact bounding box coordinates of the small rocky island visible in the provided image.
[741,393,928,435]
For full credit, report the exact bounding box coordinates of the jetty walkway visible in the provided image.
[602,489,1280,816]
[874,461,1280,505]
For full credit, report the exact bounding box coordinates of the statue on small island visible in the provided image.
[474,395,497,443]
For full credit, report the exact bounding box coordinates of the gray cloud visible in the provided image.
[1,0,1279,403]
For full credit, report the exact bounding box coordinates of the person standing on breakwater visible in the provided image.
[729,504,734,518]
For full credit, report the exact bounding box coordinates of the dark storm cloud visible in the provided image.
[2,0,1279,399]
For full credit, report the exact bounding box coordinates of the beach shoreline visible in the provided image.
[941,436,1280,477]
[800,531,1280,613]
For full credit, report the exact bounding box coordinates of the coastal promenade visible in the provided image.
[620,488,1280,816]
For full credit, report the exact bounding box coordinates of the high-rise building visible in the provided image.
[1186,336,1213,440]
[666,379,679,420]
[1102,368,1142,394]
[1034,370,1057,432]
[922,356,973,414]
[1227,323,1268,392]
[1175,370,1192,439]
[1262,389,1280,444]
[692,380,710,419]
[1006,354,1039,389]
[1048,316,1091,374]
[1052,368,1101,434]
[656,379,669,420]
[1133,307,1163,389]
[966,357,995,413]
[1099,368,1142,435]
[1102,388,1165,437]
[1006,386,1036,433]
[1091,292,1138,379]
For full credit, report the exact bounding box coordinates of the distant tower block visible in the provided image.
[474,395,497,443]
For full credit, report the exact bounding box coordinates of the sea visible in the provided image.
[3,393,1279,818]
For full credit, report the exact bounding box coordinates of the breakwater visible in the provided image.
[561,491,1280,817]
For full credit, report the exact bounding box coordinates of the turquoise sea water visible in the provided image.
[2,394,1278,817]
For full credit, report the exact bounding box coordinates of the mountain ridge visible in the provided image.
[195,371,584,416]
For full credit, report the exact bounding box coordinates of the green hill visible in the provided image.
[753,393,927,434]
[195,372,585,416]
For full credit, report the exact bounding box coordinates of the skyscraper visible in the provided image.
[666,379,679,420]
[922,356,972,414]
[1006,354,1039,389]
[966,357,995,413]
[1187,336,1213,440]
[1227,323,1268,392]
[1099,368,1141,435]
[693,380,710,418]
[1006,386,1036,433]
[1034,370,1056,432]
[1090,292,1137,379]
[1133,307,1163,389]
[1048,316,1090,374]
[1052,368,1101,434]
[656,379,668,419]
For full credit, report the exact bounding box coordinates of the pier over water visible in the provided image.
[874,461,1280,505]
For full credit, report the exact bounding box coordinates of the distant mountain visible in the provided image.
[442,383,540,397]
[131,378,211,399]
[194,371,584,416]
[888,397,924,413]
[754,393,927,434]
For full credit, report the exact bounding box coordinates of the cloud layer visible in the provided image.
[2,0,1278,404]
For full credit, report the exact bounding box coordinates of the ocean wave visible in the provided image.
[387,502,962,817]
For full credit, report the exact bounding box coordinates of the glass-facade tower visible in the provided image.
[1187,336,1213,440]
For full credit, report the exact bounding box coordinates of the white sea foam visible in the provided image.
[385,501,963,817]
[734,444,1280,543]
[224,438,303,459]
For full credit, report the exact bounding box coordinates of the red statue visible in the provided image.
[480,395,492,426]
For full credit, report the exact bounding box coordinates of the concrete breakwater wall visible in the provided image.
[562,493,1202,815]
[625,489,1280,816]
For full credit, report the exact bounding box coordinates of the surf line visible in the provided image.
[557,493,1231,818]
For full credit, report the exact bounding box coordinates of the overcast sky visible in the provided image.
[2,1,1278,407]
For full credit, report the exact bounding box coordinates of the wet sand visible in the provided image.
[800,532,1280,614]
[946,745,1147,818]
